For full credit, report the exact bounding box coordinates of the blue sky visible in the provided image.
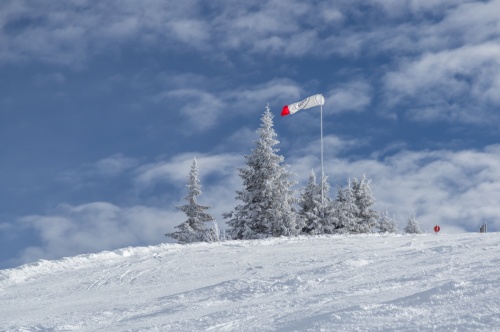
[2,0,500,268]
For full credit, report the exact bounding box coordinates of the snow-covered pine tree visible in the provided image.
[318,172,338,234]
[333,181,361,234]
[299,170,324,235]
[224,105,300,240]
[351,175,378,233]
[404,213,422,234]
[166,157,216,243]
[377,208,398,233]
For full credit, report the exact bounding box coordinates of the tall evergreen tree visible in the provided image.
[319,172,338,234]
[225,105,300,239]
[351,175,378,233]
[298,170,337,235]
[299,170,323,235]
[166,158,216,243]
[404,213,422,234]
[377,208,398,233]
[333,181,361,233]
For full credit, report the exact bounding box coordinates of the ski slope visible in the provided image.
[1,233,499,331]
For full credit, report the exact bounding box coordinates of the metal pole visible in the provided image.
[320,103,324,206]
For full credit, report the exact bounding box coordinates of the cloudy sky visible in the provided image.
[1,0,500,268]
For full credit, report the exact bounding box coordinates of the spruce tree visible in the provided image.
[377,208,398,233]
[166,158,216,243]
[225,105,299,239]
[351,175,378,233]
[404,213,422,234]
[333,181,361,233]
[320,173,338,234]
[298,170,337,235]
[299,170,323,235]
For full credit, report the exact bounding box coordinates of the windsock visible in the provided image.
[281,94,325,116]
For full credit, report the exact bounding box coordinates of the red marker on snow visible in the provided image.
[434,225,441,234]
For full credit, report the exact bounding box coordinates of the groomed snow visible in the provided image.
[1,233,499,331]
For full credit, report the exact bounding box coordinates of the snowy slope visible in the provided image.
[1,233,499,331]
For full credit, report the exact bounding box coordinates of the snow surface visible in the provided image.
[1,233,499,331]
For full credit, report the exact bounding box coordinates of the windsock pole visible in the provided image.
[320,103,324,206]
[281,93,326,205]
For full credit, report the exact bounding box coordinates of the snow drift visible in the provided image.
[1,233,499,331]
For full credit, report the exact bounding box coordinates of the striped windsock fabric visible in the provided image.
[281,94,325,116]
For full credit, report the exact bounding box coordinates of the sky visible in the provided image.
[1,0,500,269]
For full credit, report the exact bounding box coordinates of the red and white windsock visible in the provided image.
[281,94,325,116]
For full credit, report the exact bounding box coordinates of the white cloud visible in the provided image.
[218,127,257,152]
[428,0,500,47]
[58,153,138,187]
[94,153,138,176]
[0,0,207,66]
[154,78,302,132]
[101,17,139,40]
[162,89,226,132]
[320,7,344,23]
[370,0,469,18]
[168,19,209,47]
[253,30,319,57]
[290,134,367,162]
[135,152,242,188]
[1,0,498,68]
[384,43,500,123]
[231,78,302,107]
[326,79,373,113]
[19,202,181,264]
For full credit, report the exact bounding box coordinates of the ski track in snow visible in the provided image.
[0,234,499,331]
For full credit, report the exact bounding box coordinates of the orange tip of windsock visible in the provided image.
[281,105,290,116]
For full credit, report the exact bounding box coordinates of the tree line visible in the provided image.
[166,106,422,243]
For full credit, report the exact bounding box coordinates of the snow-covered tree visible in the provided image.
[351,175,378,233]
[166,158,216,243]
[225,105,300,240]
[377,208,398,233]
[166,222,198,244]
[404,213,422,234]
[333,181,361,233]
[299,170,336,235]
[299,170,321,234]
[319,173,338,234]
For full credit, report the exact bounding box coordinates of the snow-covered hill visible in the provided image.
[1,233,499,331]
